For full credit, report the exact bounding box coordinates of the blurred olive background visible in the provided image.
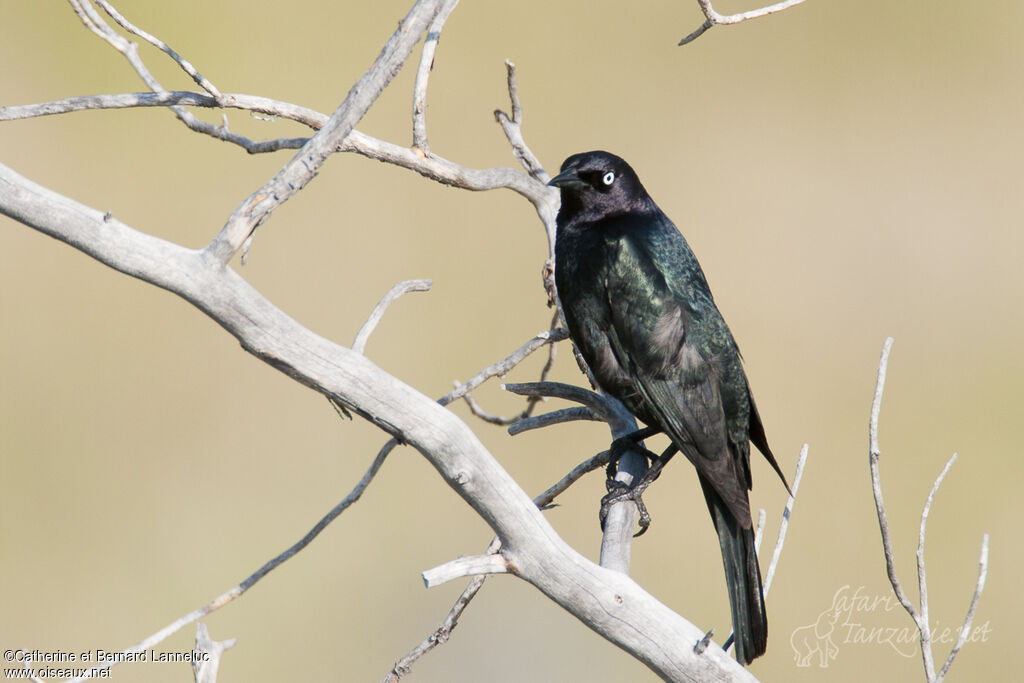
[2,1,1020,681]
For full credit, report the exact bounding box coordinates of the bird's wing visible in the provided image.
[603,223,753,526]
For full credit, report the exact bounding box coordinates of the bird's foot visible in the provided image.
[599,478,655,537]
[599,442,678,537]
[604,426,661,480]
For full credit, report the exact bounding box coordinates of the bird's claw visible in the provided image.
[599,479,653,537]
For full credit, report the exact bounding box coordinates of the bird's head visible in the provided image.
[548,150,652,222]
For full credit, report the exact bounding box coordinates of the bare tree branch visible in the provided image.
[412,0,460,151]
[502,379,653,573]
[93,0,223,99]
[868,337,990,683]
[494,60,557,256]
[763,442,808,595]
[494,60,548,184]
[65,325,564,681]
[1,162,761,680]
[503,381,613,419]
[423,554,510,587]
[381,545,496,683]
[679,0,810,46]
[0,91,307,125]
[0,2,818,680]
[508,405,601,434]
[65,0,270,159]
[0,94,556,227]
[54,434,395,683]
[388,447,610,681]
[461,312,562,425]
[916,452,959,677]
[938,533,989,680]
[191,623,236,683]
[444,329,568,406]
[207,0,448,264]
[353,279,433,354]
[869,338,919,608]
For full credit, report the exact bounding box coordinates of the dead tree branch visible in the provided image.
[353,279,434,355]
[191,623,236,683]
[679,0,810,46]
[209,0,447,263]
[412,0,460,151]
[0,1,813,680]
[47,315,565,682]
[0,160,758,681]
[869,337,990,683]
[763,443,808,594]
[389,448,612,681]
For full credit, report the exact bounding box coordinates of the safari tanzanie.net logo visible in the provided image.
[790,585,991,667]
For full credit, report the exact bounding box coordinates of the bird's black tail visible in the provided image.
[699,476,767,665]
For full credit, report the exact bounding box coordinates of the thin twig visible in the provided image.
[493,59,557,254]
[391,448,611,680]
[67,0,247,153]
[868,337,990,682]
[503,381,615,420]
[64,440,395,683]
[191,623,236,683]
[441,330,568,405]
[207,0,448,264]
[764,442,808,595]
[508,406,601,435]
[94,0,223,98]
[353,279,433,354]
[917,453,959,679]
[462,392,525,425]
[412,0,459,151]
[679,0,810,46]
[869,338,918,615]
[937,533,989,681]
[533,450,612,508]
[0,92,553,205]
[493,60,547,183]
[381,542,496,683]
[461,311,561,425]
[0,91,315,126]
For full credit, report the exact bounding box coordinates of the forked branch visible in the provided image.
[869,337,990,683]
[680,0,810,46]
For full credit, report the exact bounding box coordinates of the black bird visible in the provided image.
[549,150,787,665]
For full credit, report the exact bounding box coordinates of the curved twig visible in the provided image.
[353,279,433,354]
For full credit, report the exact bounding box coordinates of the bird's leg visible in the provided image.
[604,425,662,480]
[600,443,679,536]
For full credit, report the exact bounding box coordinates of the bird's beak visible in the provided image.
[548,167,584,189]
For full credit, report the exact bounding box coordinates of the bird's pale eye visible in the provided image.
[602,171,615,186]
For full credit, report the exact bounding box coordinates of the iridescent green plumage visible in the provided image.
[551,150,786,665]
